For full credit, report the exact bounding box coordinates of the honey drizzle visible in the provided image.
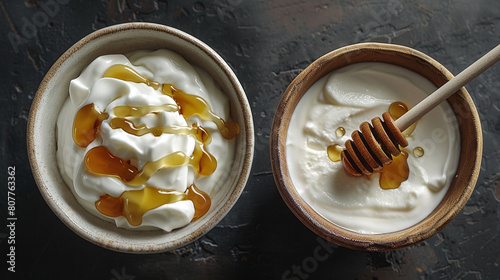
[113,104,178,118]
[187,184,211,221]
[103,64,239,139]
[109,118,211,142]
[84,146,139,182]
[95,186,187,226]
[85,145,217,187]
[161,84,239,140]
[95,184,211,225]
[73,103,109,148]
[103,64,160,90]
[73,64,236,225]
[104,119,216,176]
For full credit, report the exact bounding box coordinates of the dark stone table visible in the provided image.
[1,0,499,279]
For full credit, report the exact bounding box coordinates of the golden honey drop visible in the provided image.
[379,151,410,190]
[413,147,425,158]
[389,101,416,137]
[388,101,407,119]
[335,127,346,138]
[327,144,343,162]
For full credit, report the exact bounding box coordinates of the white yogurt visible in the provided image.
[286,62,460,234]
[56,49,235,232]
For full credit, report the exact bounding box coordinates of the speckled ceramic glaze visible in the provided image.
[271,43,482,251]
[27,22,254,253]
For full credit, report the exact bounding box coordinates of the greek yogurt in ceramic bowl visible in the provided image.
[28,23,254,253]
[271,43,482,251]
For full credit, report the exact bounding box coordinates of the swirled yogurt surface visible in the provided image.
[286,62,460,234]
[56,49,236,232]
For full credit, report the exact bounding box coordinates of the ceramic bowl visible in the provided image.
[28,22,254,253]
[271,42,482,251]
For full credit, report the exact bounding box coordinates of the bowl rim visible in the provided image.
[270,42,482,251]
[27,22,254,253]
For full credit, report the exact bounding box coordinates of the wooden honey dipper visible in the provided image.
[342,43,500,176]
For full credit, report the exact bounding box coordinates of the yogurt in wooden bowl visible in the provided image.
[271,43,482,251]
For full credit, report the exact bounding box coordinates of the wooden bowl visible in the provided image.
[270,43,482,251]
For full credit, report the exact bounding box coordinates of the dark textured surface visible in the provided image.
[1,0,500,279]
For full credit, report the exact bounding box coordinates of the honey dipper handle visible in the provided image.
[395,43,500,131]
